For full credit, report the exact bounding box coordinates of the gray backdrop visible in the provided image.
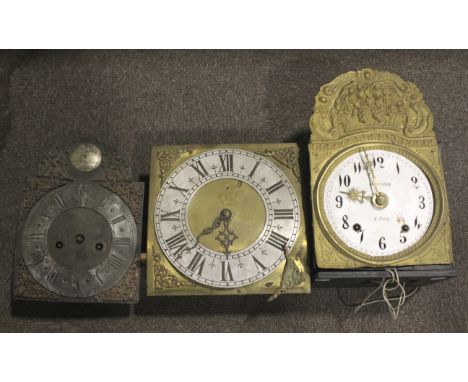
[0,50,466,332]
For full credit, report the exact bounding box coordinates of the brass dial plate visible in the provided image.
[147,143,310,296]
[154,149,300,288]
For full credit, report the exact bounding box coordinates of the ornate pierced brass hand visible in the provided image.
[214,209,238,258]
[340,188,372,203]
[189,208,238,257]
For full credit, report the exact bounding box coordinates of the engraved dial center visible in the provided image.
[47,207,112,272]
[187,178,266,254]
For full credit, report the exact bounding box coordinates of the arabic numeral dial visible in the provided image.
[323,148,435,257]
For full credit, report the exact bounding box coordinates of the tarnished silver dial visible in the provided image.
[21,183,137,298]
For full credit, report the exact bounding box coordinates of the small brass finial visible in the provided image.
[69,143,102,172]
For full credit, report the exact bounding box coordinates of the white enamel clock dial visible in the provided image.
[323,149,434,257]
[154,149,300,288]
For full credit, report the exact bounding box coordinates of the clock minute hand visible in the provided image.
[359,149,389,209]
[215,209,238,258]
[360,149,380,196]
[186,214,222,253]
[187,208,238,258]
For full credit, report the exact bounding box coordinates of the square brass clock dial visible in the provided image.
[309,69,453,269]
[147,143,310,297]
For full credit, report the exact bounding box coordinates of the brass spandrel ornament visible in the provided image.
[147,144,310,297]
[309,69,453,268]
[13,142,144,303]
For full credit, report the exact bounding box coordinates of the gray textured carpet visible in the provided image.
[0,50,466,332]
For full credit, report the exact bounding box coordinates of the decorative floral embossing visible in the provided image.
[152,247,194,289]
[157,146,194,186]
[263,146,300,180]
[310,69,433,140]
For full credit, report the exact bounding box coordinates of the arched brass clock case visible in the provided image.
[309,68,453,269]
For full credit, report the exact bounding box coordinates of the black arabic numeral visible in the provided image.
[339,174,351,188]
[378,236,386,250]
[353,162,362,174]
[335,195,343,208]
[411,176,418,185]
[419,196,426,209]
[373,156,384,168]
[342,215,349,229]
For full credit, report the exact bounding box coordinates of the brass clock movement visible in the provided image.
[309,68,453,269]
[13,143,144,303]
[147,144,310,297]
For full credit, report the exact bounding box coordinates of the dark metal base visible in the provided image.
[313,264,457,288]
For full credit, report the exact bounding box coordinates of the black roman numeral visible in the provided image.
[266,181,284,195]
[219,154,234,172]
[190,160,209,177]
[160,209,181,222]
[249,161,260,178]
[221,261,234,281]
[266,231,289,251]
[274,208,294,220]
[169,183,189,195]
[165,231,188,258]
[187,252,206,276]
[252,256,266,272]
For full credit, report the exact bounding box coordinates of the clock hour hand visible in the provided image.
[188,209,238,257]
[186,214,222,252]
[340,189,372,203]
[215,209,238,258]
